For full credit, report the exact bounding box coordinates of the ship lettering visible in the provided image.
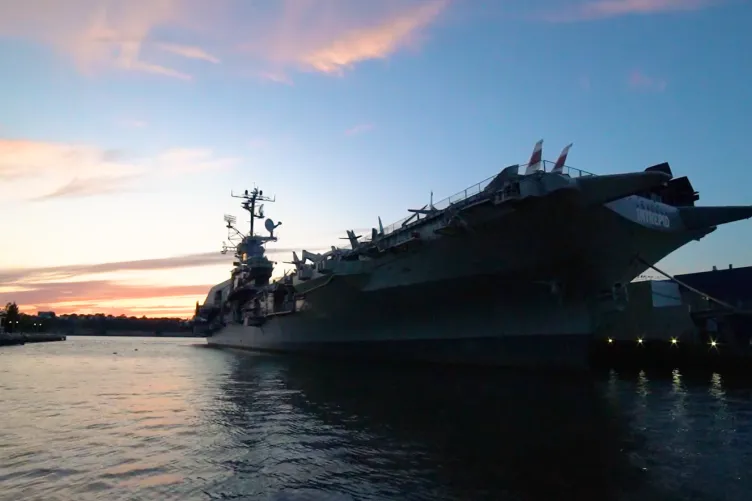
[636,208,670,228]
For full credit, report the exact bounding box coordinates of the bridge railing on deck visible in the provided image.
[371,160,596,240]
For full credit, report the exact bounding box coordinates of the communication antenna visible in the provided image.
[231,187,277,236]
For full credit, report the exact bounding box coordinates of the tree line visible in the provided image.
[2,302,193,336]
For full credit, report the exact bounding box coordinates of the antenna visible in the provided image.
[231,187,277,236]
[264,218,282,238]
[224,214,236,228]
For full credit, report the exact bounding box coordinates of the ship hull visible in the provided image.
[207,331,591,370]
[206,276,595,370]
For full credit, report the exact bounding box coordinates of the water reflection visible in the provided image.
[207,355,647,501]
[594,367,752,500]
[4,339,752,501]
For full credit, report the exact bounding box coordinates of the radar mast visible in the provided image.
[222,186,282,258]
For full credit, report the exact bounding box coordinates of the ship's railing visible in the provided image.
[372,159,596,239]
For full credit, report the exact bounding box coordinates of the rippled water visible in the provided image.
[1,336,750,500]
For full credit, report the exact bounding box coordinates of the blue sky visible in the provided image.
[0,0,750,316]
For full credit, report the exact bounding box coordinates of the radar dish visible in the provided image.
[264,218,275,233]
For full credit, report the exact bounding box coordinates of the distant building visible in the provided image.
[37,311,56,319]
[675,264,752,311]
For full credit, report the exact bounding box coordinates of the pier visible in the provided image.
[592,263,752,372]
[1,308,67,346]
[0,332,67,346]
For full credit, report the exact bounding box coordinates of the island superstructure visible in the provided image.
[194,140,752,368]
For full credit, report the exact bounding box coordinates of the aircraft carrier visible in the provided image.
[194,140,752,369]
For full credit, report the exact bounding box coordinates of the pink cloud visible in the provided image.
[0,252,231,285]
[0,0,201,79]
[2,280,213,306]
[0,138,242,201]
[0,0,449,82]
[0,246,328,317]
[296,0,449,75]
[156,42,220,63]
[34,175,141,200]
[0,138,139,183]
[543,0,722,22]
[258,71,295,86]
[628,70,667,91]
[345,123,376,136]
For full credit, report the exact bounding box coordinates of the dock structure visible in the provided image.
[21,332,67,343]
[592,264,752,370]
[1,311,67,346]
[0,308,67,346]
[0,333,25,346]
[0,333,67,346]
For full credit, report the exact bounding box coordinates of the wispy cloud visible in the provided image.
[118,119,148,128]
[0,248,315,285]
[156,42,221,63]
[294,0,449,76]
[0,138,138,182]
[2,280,213,307]
[0,0,449,82]
[628,69,667,91]
[34,175,141,200]
[542,0,722,22]
[155,148,241,175]
[0,138,241,200]
[258,71,295,85]
[248,137,269,149]
[0,247,326,316]
[345,123,375,136]
[0,0,213,80]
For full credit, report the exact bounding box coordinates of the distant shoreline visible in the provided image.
[65,331,203,338]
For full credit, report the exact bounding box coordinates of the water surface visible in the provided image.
[0,336,749,500]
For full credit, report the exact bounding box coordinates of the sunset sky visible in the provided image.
[1,0,751,318]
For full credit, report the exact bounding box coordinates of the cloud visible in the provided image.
[34,175,141,200]
[0,247,317,285]
[0,0,217,80]
[119,119,148,128]
[248,137,269,149]
[156,42,221,63]
[0,252,225,285]
[628,69,667,91]
[0,138,241,200]
[0,246,328,317]
[0,0,449,82]
[543,0,723,22]
[258,71,295,85]
[0,138,138,182]
[1,280,213,306]
[293,0,449,76]
[345,123,375,136]
[155,148,241,175]
[28,301,196,317]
